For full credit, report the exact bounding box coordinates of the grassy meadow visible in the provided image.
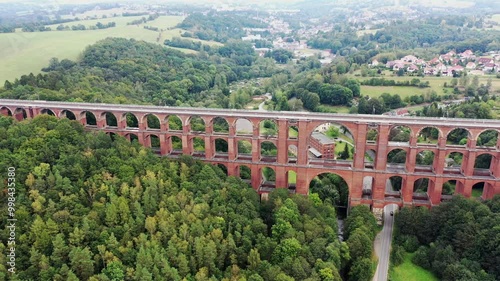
[390,253,439,281]
[0,15,221,83]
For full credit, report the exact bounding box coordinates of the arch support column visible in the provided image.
[375,125,390,170]
[353,123,367,169]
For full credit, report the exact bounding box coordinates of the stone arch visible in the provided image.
[261,166,276,188]
[167,115,182,131]
[413,178,432,202]
[287,170,297,190]
[417,127,441,144]
[362,176,374,198]
[189,115,205,132]
[214,138,228,154]
[41,108,56,116]
[216,163,228,175]
[237,140,252,159]
[212,117,229,134]
[445,151,463,168]
[366,128,378,143]
[0,106,12,116]
[260,119,278,138]
[80,111,97,126]
[235,118,253,135]
[474,153,495,175]
[239,165,252,180]
[471,182,485,198]
[388,125,411,142]
[309,172,350,211]
[446,128,471,145]
[365,149,376,169]
[288,125,299,139]
[101,112,117,127]
[387,176,403,192]
[60,109,76,120]
[261,141,277,159]
[191,136,205,156]
[124,133,139,143]
[441,179,462,198]
[308,122,355,160]
[415,150,435,166]
[171,136,182,151]
[145,134,160,150]
[13,108,27,120]
[122,112,139,128]
[477,129,498,147]
[106,132,117,141]
[387,148,407,167]
[144,114,160,129]
[288,144,298,163]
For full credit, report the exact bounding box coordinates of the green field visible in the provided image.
[390,253,439,281]
[0,15,220,83]
[358,75,500,98]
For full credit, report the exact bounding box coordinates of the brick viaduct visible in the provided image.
[1,99,499,211]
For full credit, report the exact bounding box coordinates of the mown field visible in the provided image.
[0,15,221,83]
[357,74,500,98]
[390,253,439,281]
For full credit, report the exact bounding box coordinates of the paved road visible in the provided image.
[373,204,397,281]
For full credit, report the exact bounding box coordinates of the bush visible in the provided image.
[391,245,406,266]
[402,235,420,253]
[412,246,431,270]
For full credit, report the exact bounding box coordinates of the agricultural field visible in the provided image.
[356,74,500,98]
[0,15,220,83]
[390,253,439,281]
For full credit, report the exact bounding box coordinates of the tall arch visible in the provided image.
[235,118,253,135]
[237,140,252,159]
[288,125,298,139]
[413,178,432,202]
[477,130,498,147]
[167,115,182,131]
[0,106,12,116]
[366,128,378,143]
[144,114,160,129]
[261,166,276,191]
[13,108,27,120]
[41,108,55,116]
[416,150,435,166]
[446,128,471,146]
[417,127,440,144]
[288,145,298,163]
[124,133,139,143]
[189,116,205,132]
[308,122,355,161]
[191,136,205,157]
[123,112,139,128]
[387,148,407,169]
[60,110,76,120]
[388,126,411,142]
[261,141,277,161]
[287,170,297,190]
[309,172,350,213]
[214,138,228,155]
[170,136,182,152]
[102,112,117,127]
[80,111,97,126]
[365,149,376,169]
[239,165,252,181]
[213,117,229,134]
[362,176,374,199]
[260,119,278,138]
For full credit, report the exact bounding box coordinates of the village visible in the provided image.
[376,50,499,76]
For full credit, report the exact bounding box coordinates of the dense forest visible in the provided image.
[177,12,268,43]
[391,196,500,281]
[0,115,378,281]
[0,38,281,109]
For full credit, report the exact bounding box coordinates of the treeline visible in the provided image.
[361,78,430,88]
[392,196,500,281]
[164,37,212,52]
[55,21,116,31]
[0,38,281,109]
[417,98,495,119]
[127,14,160,25]
[0,115,373,281]
[177,12,267,43]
